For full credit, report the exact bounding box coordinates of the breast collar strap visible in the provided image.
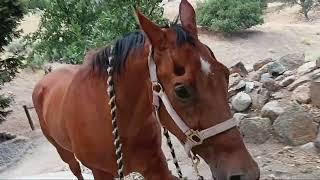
[147,46,238,156]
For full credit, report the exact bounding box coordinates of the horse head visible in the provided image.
[135,0,260,179]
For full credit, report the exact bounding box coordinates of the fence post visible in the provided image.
[23,105,35,131]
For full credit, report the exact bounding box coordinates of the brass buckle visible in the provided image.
[186,129,203,145]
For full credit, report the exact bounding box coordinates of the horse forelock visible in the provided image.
[87,24,195,76]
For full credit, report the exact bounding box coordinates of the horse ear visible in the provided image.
[134,9,165,47]
[179,0,198,38]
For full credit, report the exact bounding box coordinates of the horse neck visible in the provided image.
[114,47,158,138]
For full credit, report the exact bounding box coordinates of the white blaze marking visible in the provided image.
[200,57,211,75]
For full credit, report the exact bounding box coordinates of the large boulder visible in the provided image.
[239,117,272,144]
[261,101,284,122]
[231,92,252,112]
[292,83,311,104]
[277,53,305,70]
[273,103,317,146]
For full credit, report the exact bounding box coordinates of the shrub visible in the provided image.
[0,0,24,123]
[28,0,167,65]
[196,0,265,32]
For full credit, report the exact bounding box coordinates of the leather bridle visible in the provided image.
[147,46,238,156]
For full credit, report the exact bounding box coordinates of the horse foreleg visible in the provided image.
[55,146,84,180]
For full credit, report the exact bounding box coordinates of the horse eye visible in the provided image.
[174,84,193,103]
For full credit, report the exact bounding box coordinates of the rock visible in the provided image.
[263,79,281,92]
[230,62,248,77]
[261,101,284,122]
[280,75,296,87]
[299,142,319,154]
[247,71,261,82]
[260,73,273,83]
[231,92,252,112]
[239,117,272,144]
[253,81,262,88]
[228,80,246,97]
[253,58,273,71]
[288,76,310,91]
[245,82,255,93]
[283,70,294,76]
[292,83,311,104]
[316,58,320,68]
[229,73,242,87]
[315,130,320,150]
[275,75,285,81]
[311,69,320,80]
[271,91,288,100]
[277,53,305,70]
[310,77,320,108]
[251,88,270,109]
[297,61,317,75]
[273,103,317,146]
[233,113,248,122]
[257,63,271,76]
[267,61,286,77]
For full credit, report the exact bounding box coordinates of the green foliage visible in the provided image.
[196,0,265,32]
[0,0,24,122]
[0,94,13,123]
[21,0,49,10]
[28,0,167,65]
[0,0,24,51]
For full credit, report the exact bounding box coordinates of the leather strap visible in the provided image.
[147,46,238,155]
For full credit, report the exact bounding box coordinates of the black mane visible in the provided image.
[90,24,195,75]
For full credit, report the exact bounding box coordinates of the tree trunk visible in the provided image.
[300,0,310,20]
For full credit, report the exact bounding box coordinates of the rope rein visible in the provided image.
[163,128,183,178]
[106,46,125,180]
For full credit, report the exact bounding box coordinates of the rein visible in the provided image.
[106,45,238,179]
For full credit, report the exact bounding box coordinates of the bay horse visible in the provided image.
[32,0,259,179]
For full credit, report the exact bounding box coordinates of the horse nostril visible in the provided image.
[229,174,245,180]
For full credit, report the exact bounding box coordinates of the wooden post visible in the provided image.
[23,105,35,131]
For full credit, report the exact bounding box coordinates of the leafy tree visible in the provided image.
[21,0,50,10]
[28,0,167,66]
[196,0,265,32]
[0,0,24,123]
[284,0,316,19]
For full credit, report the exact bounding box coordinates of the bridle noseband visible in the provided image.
[148,46,238,156]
